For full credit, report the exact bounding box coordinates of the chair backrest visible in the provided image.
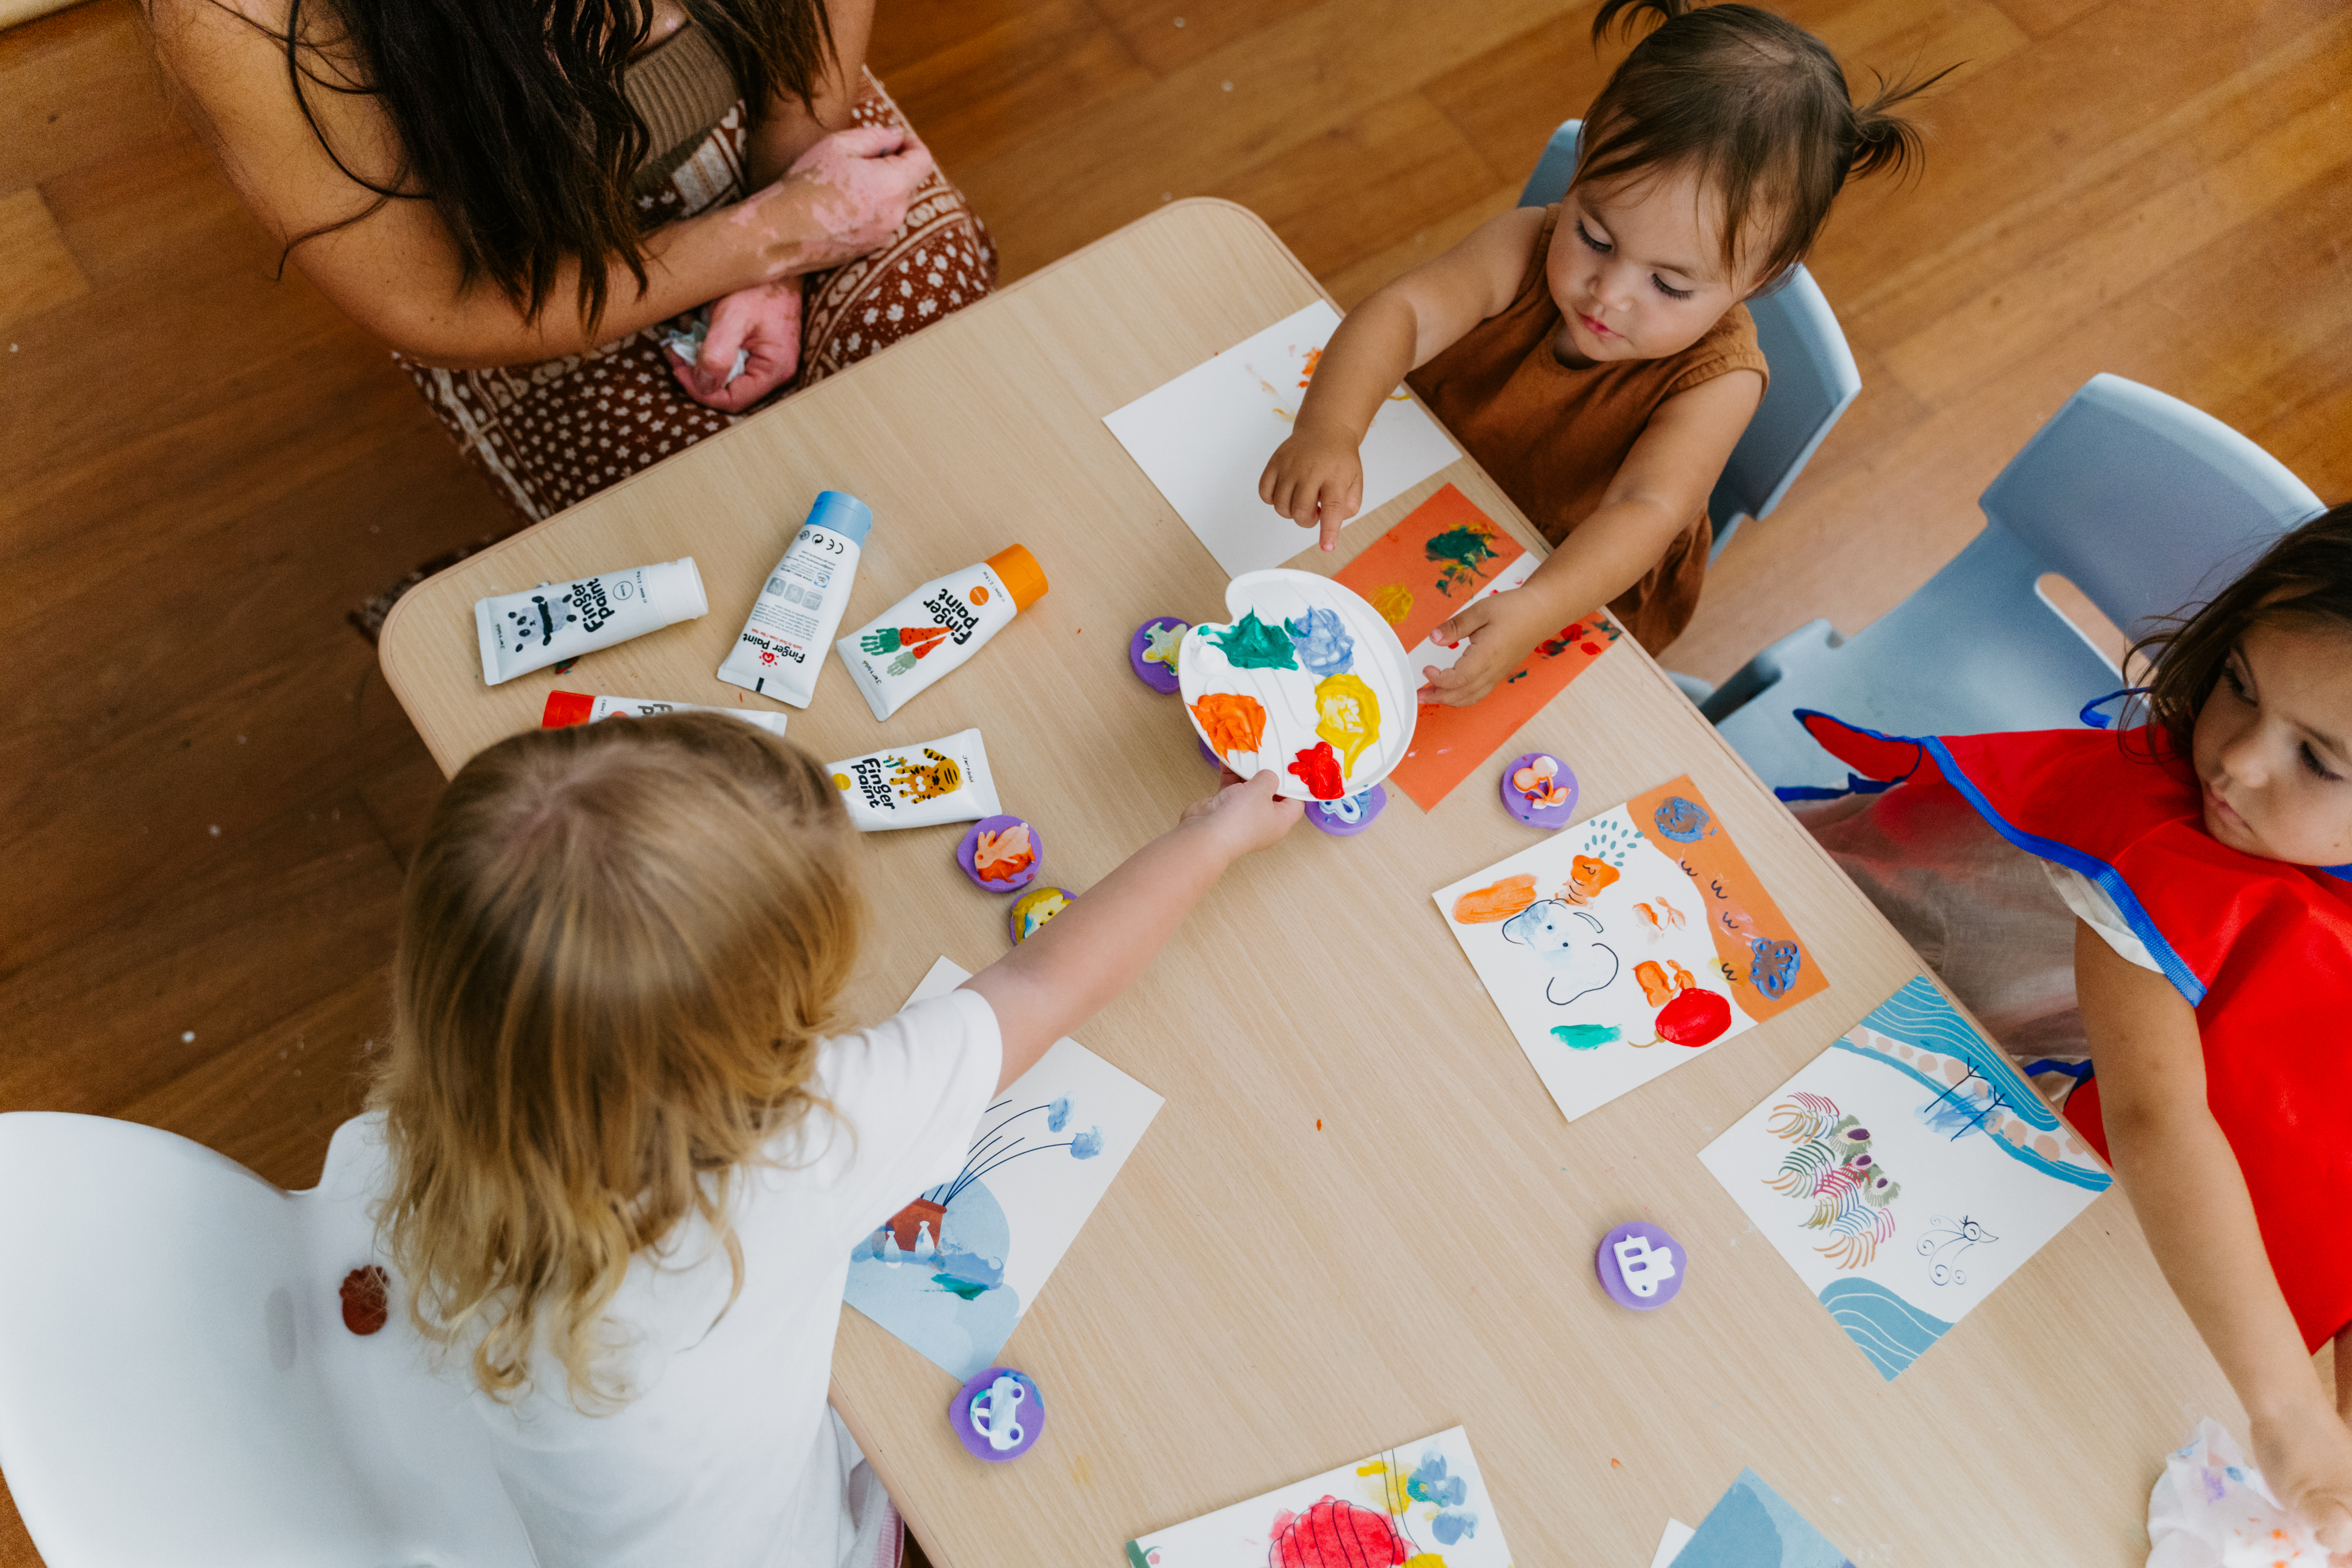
[1709,374,2322,793]
[0,1112,537,1568]
[1518,119,1863,557]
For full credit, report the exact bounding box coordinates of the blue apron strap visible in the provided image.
[2078,687,2150,730]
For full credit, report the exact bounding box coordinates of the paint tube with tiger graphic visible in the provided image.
[823,727,1003,830]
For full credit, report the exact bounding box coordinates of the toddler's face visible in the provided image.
[2191,620,2352,866]
[1544,163,1754,368]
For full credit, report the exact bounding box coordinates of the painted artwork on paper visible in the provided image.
[1179,569,1418,803]
[1661,1469,1854,1568]
[1433,777,1827,1123]
[1333,485,1623,811]
[1124,1426,1516,1568]
[1102,301,1460,578]
[1697,977,2112,1380]
[844,958,1164,1382]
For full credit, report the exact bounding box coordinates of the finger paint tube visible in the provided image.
[835,546,1048,722]
[475,558,708,687]
[825,728,1001,830]
[715,491,873,707]
[541,691,790,737]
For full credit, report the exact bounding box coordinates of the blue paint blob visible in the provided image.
[1047,1095,1071,1133]
[1432,1509,1479,1546]
[1283,606,1355,676]
[1750,936,1801,998]
[1407,1451,1467,1507]
[1653,796,1712,843]
[1070,1126,1104,1159]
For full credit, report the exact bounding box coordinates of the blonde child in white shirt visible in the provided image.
[365,712,1299,1566]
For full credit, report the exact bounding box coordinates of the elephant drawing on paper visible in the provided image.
[1500,900,1621,1006]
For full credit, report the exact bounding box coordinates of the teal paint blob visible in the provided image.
[1550,1024,1621,1051]
[1204,609,1298,670]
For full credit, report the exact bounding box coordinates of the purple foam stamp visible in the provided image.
[950,1366,1043,1462]
[1130,617,1189,694]
[1308,784,1387,838]
[1500,752,1579,829]
[957,815,1040,893]
[1596,1221,1685,1311]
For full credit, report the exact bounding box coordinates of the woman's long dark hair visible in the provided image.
[270,0,833,336]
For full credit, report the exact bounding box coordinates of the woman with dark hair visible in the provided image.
[1796,504,2352,1549]
[146,0,994,546]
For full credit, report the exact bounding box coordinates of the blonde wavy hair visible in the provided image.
[372,711,864,1408]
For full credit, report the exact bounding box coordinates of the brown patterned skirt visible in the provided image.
[362,72,995,637]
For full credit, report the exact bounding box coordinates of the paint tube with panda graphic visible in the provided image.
[473,558,708,686]
[825,727,1002,831]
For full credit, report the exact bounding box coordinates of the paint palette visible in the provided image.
[1177,570,1417,803]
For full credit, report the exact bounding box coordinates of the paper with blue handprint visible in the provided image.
[1434,775,1828,1124]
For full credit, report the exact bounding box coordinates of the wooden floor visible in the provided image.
[0,0,2345,1558]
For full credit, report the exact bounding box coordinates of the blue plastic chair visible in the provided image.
[1703,373,2324,794]
[1520,119,1863,562]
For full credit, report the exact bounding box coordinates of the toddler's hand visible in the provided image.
[1259,425,1364,552]
[2250,1403,2352,1561]
[1180,768,1304,860]
[761,125,934,274]
[667,281,800,411]
[1418,586,1573,708]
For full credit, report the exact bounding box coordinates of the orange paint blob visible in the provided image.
[1190,691,1267,756]
[1635,960,1673,1006]
[1563,854,1620,902]
[1452,873,1537,924]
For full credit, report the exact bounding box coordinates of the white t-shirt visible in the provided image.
[368,988,1002,1568]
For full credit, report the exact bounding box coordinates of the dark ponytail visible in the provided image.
[1579,0,1952,284]
[254,0,835,338]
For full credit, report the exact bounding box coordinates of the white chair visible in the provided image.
[1520,119,1864,563]
[1703,373,2324,795]
[0,1112,538,1567]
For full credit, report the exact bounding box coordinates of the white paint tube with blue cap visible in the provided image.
[717,490,872,708]
[474,557,708,686]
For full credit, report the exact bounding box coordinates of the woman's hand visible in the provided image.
[1418,586,1569,707]
[745,124,934,278]
[1180,768,1305,861]
[1259,424,1365,551]
[667,281,802,411]
[2249,1399,2352,1559]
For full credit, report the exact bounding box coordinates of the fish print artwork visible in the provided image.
[1699,977,2111,1380]
[1433,776,1827,1123]
[1179,570,1417,803]
[1124,1426,1518,1568]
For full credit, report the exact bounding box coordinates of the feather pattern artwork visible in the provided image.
[1766,1093,1902,1269]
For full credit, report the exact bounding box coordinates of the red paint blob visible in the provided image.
[1287,740,1345,800]
[1272,1498,1408,1567]
[339,1265,389,1335]
[1655,988,1732,1047]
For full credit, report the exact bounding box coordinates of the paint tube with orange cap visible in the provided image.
[835,545,1048,722]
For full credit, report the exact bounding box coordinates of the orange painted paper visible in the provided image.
[1334,484,1622,811]
[1626,776,1828,1025]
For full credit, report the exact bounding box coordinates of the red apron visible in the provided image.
[1800,711,2352,1351]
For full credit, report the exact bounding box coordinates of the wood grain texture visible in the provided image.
[380,200,2239,1568]
[5,0,2348,1559]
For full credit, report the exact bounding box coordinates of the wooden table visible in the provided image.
[379,200,2238,1567]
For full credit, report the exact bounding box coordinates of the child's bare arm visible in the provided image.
[2079,923,2352,1553]
[1418,367,1761,704]
[960,772,1302,1091]
[1260,208,1545,551]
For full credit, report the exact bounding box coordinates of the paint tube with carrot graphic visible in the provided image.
[835,546,1049,721]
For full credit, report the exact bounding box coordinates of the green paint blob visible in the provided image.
[1425,525,1503,595]
[1550,1024,1621,1051]
[1205,609,1298,670]
[931,1274,990,1301]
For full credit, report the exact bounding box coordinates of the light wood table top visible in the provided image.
[378,200,2237,1567]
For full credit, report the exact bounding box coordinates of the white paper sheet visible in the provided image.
[842,958,1164,1381]
[1125,1426,1514,1567]
[1103,300,1460,578]
[1651,1519,1697,1568]
[1697,977,2111,1380]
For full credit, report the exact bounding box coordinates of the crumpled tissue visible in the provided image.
[660,311,750,388]
[2150,1419,2330,1567]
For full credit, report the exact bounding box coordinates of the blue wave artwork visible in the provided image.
[1819,1277,1954,1382]
[843,1179,1023,1383]
[1675,1468,1854,1568]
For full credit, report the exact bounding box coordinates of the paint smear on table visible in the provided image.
[1697,978,2111,1380]
[1334,485,1622,810]
[1124,1426,1516,1568]
[1433,777,1826,1124]
[1101,301,1460,578]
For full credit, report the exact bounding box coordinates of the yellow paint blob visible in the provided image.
[1370,583,1414,625]
[1314,672,1381,779]
[1355,1459,1410,1513]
